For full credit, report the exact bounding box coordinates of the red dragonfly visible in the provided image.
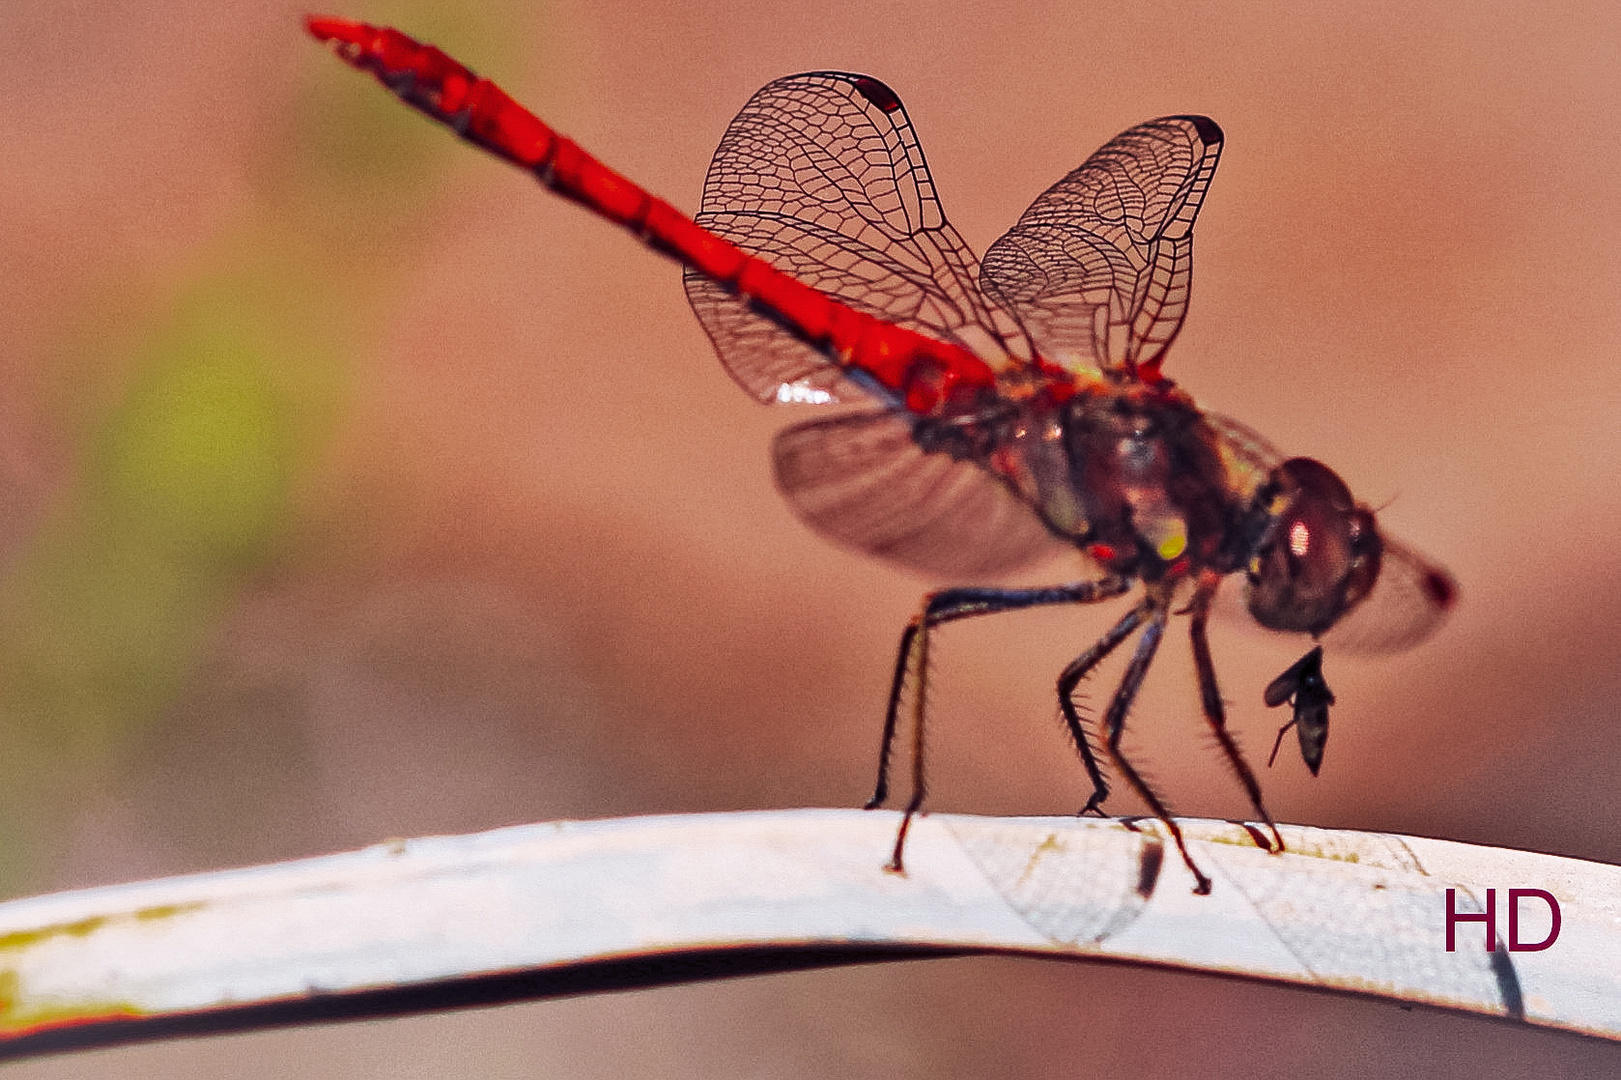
[309,16,1457,894]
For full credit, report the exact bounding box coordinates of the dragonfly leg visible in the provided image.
[871,577,1132,873]
[865,619,919,812]
[1188,575,1285,854]
[1056,601,1151,815]
[1093,595,1214,894]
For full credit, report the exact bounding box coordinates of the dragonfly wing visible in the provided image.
[1211,532,1456,658]
[1203,409,1287,502]
[1318,535,1458,655]
[772,411,1079,581]
[685,72,1028,405]
[979,116,1223,377]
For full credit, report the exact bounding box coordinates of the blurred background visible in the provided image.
[1,0,1619,1075]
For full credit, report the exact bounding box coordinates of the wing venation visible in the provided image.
[684,72,1029,405]
[773,411,1078,581]
[980,115,1223,375]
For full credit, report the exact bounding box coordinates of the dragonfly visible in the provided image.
[308,16,1457,894]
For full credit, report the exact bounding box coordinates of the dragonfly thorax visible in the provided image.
[982,389,1243,583]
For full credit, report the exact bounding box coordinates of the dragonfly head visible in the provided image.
[1244,458,1382,635]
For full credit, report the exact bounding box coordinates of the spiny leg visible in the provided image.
[1056,600,1152,815]
[870,578,1132,873]
[868,579,1133,809]
[1095,595,1214,894]
[1187,574,1284,853]
[866,619,920,812]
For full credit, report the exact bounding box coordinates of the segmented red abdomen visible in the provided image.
[305,16,998,415]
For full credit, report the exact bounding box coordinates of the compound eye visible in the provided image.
[1246,458,1382,635]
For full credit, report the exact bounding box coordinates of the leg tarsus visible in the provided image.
[867,620,920,810]
[885,788,926,875]
[1096,596,1213,894]
[1057,599,1147,817]
[1188,578,1284,853]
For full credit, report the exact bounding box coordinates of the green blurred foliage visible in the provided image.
[0,3,539,890]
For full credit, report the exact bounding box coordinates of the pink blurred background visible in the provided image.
[2,0,1619,1075]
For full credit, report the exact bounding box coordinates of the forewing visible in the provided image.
[1319,536,1458,655]
[979,115,1223,376]
[684,72,1028,405]
[772,411,1078,581]
[1211,532,1455,657]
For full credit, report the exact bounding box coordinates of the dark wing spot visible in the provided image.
[1168,114,1224,146]
[852,76,903,113]
[1422,569,1458,610]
